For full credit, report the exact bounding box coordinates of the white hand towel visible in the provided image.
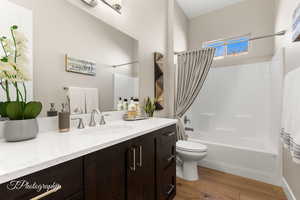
[85,88,99,113]
[68,87,86,114]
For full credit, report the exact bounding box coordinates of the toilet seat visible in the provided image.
[176,140,207,153]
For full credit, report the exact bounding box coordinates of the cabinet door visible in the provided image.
[84,142,127,200]
[127,133,155,200]
[0,158,83,200]
[156,125,177,200]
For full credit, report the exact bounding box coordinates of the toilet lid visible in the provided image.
[176,141,208,152]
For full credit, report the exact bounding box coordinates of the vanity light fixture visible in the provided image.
[101,0,122,14]
[81,0,99,7]
[81,0,122,13]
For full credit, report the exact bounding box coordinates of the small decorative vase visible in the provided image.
[146,112,154,117]
[4,119,39,142]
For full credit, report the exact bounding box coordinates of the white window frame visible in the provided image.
[202,34,251,60]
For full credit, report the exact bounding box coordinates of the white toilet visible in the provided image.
[176,140,208,181]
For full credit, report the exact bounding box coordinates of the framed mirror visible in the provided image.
[3,0,139,117]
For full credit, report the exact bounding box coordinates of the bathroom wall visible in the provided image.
[275,0,300,199]
[9,0,138,114]
[173,0,189,52]
[64,0,173,117]
[188,0,275,67]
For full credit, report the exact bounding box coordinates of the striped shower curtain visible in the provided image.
[175,48,215,141]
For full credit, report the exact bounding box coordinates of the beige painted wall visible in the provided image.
[9,0,138,115]
[174,1,189,52]
[275,0,300,199]
[189,0,275,67]
[65,0,172,117]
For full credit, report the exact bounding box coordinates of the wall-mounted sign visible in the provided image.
[65,54,96,76]
[292,3,300,42]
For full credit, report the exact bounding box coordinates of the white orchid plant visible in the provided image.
[0,25,42,120]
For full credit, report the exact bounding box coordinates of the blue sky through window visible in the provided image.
[227,37,249,56]
[203,35,250,59]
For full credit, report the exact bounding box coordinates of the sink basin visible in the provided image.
[75,124,134,135]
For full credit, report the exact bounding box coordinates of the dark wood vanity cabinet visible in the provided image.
[155,125,177,200]
[84,142,127,200]
[126,133,156,200]
[0,158,83,200]
[0,125,176,200]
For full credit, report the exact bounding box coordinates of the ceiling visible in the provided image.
[176,0,246,19]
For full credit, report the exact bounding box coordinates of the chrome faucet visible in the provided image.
[89,109,106,127]
[72,117,85,129]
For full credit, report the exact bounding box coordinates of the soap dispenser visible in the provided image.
[47,103,58,117]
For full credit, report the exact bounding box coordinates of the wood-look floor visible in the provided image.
[175,167,287,200]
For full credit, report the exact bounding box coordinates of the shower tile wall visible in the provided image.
[189,62,272,141]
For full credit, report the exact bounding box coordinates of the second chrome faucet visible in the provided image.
[89,109,106,127]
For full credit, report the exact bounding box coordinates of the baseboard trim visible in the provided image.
[282,177,297,200]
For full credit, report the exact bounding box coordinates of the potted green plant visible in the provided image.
[0,25,42,142]
[143,97,156,117]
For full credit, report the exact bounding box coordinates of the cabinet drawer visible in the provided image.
[158,163,176,200]
[159,143,176,170]
[0,158,83,200]
[156,125,176,170]
[156,125,176,141]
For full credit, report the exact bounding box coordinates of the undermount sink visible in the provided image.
[76,124,134,134]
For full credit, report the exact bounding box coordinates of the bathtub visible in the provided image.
[188,131,281,185]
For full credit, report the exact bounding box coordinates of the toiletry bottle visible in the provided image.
[128,99,137,118]
[47,103,58,117]
[59,103,70,133]
[123,99,128,110]
[134,98,140,116]
[117,97,123,111]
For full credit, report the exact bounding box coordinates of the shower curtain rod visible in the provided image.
[174,30,287,55]
[112,61,139,68]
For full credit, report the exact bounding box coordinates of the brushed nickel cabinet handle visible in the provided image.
[130,147,136,172]
[167,155,176,162]
[164,132,175,137]
[137,145,143,167]
[30,185,62,200]
[166,184,175,196]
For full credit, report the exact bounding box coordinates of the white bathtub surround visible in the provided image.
[0,117,177,184]
[188,135,280,185]
[186,61,283,185]
[176,140,208,181]
[281,67,300,164]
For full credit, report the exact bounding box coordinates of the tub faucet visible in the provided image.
[185,127,194,132]
[89,109,106,127]
[184,116,191,125]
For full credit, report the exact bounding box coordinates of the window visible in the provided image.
[203,35,250,59]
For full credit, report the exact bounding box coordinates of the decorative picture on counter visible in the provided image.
[65,54,96,76]
[154,52,164,111]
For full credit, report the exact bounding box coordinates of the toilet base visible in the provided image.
[176,161,199,181]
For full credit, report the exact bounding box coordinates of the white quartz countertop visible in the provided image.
[0,118,177,184]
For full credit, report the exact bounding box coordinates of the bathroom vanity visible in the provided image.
[0,118,177,200]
